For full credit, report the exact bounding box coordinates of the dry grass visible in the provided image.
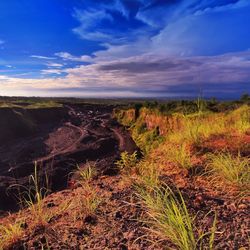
[21,164,52,226]
[0,220,24,249]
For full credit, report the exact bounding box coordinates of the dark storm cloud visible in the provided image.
[98,59,202,73]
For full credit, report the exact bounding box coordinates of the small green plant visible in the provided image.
[206,152,250,187]
[136,184,216,250]
[115,151,138,173]
[0,221,23,249]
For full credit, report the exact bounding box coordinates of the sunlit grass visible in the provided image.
[135,162,160,191]
[231,105,250,134]
[206,152,250,187]
[0,221,24,249]
[136,184,216,250]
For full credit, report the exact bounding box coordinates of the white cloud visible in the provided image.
[55,52,93,62]
[30,55,55,60]
[0,39,5,45]
[41,69,63,75]
[46,62,64,68]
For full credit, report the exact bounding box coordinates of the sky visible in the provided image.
[0,0,250,98]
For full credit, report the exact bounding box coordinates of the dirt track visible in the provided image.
[0,104,139,212]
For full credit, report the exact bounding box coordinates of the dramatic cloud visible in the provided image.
[1,51,250,98]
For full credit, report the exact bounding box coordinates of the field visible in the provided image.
[0,96,249,249]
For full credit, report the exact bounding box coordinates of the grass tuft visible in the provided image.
[136,184,216,250]
[77,162,97,183]
[206,152,250,187]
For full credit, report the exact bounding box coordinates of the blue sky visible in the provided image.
[0,0,250,98]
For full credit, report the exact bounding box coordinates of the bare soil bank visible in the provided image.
[0,104,139,212]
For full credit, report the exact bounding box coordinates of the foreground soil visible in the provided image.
[0,163,249,249]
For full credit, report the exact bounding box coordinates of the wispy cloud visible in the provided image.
[46,62,64,68]
[0,39,5,45]
[30,55,56,60]
[72,8,114,42]
[41,69,63,75]
[55,52,93,62]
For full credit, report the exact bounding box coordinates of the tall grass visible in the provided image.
[11,163,52,226]
[206,152,250,187]
[231,105,250,134]
[135,162,160,191]
[136,184,216,250]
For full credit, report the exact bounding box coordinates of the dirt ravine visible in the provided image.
[0,104,139,212]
